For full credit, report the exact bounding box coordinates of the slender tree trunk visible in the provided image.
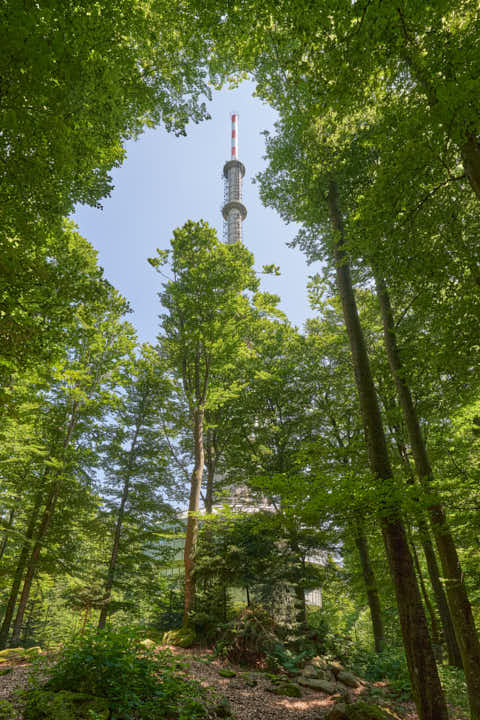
[328,178,448,720]
[205,427,215,515]
[98,426,140,630]
[183,406,204,624]
[97,477,130,630]
[393,435,463,668]
[409,531,442,653]
[417,518,463,668]
[10,483,58,647]
[375,272,480,717]
[0,492,42,649]
[81,605,91,634]
[0,508,15,563]
[353,518,385,653]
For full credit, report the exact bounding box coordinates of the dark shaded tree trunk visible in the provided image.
[183,406,204,624]
[10,483,58,647]
[328,178,448,720]
[0,492,42,649]
[354,518,385,653]
[375,272,480,717]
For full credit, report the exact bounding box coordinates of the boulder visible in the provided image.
[271,682,302,698]
[0,648,24,660]
[163,627,196,648]
[328,661,344,676]
[327,700,397,720]
[298,677,337,694]
[302,663,319,678]
[24,690,110,720]
[25,646,42,658]
[337,670,360,688]
[312,656,329,670]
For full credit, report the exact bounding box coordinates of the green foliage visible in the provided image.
[0,700,15,720]
[26,627,206,720]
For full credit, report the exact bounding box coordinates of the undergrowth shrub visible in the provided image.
[25,626,207,719]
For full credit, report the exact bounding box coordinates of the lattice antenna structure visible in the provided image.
[222,113,247,244]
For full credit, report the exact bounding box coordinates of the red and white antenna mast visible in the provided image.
[222,113,247,244]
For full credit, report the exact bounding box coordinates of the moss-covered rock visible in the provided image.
[24,690,109,720]
[163,627,196,648]
[0,648,24,660]
[0,699,15,720]
[272,682,302,698]
[327,700,397,720]
[24,646,42,659]
[218,668,236,678]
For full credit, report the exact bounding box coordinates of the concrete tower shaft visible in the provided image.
[222,113,247,244]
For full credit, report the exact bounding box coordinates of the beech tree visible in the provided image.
[150,220,263,623]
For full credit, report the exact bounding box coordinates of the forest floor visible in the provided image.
[0,646,466,720]
[164,645,418,720]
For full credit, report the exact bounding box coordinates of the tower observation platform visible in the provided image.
[222,114,247,244]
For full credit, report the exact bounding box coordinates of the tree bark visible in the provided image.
[393,433,463,668]
[375,271,480,717]
[461,134,480,200]
[98,426,140,630]
[353,518,386,653]
[328,178,448,720]
[183,406,204,624]
[205,427,216,515]
[0,492,42,649]
[409,531,442,653]
[9,482,58,647]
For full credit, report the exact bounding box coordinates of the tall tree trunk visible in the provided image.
[205,427,216,515]
[328,178,448,720]
[183,406,204,624]
[10,483,58,647]
[353,518,385,653]
[98,426,140,630]
[409,530,442,654]
[97,476,130,630]
[461,134,480,200]
[0,508,15,563]
[393,433,463,668]
[375,271,480,717]
[0,492,42,649]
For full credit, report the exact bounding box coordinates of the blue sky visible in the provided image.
[73,81,317,342]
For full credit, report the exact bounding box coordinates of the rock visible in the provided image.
[212,697,233,717]
[25,646,42,658]
[272,682,302,698]
[302,663,319,678]
[218,668,236,678]
[328,661,344,676]
[24,690,110,719]
[0,648,24,659]
[312,655,329,670]
[337,670,360,688]
[298,677,337,694]
[163,627,196,648]
[0,699,15,720]
[327,700,397,720]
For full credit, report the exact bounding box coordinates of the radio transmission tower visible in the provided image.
[222,113,247,244]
